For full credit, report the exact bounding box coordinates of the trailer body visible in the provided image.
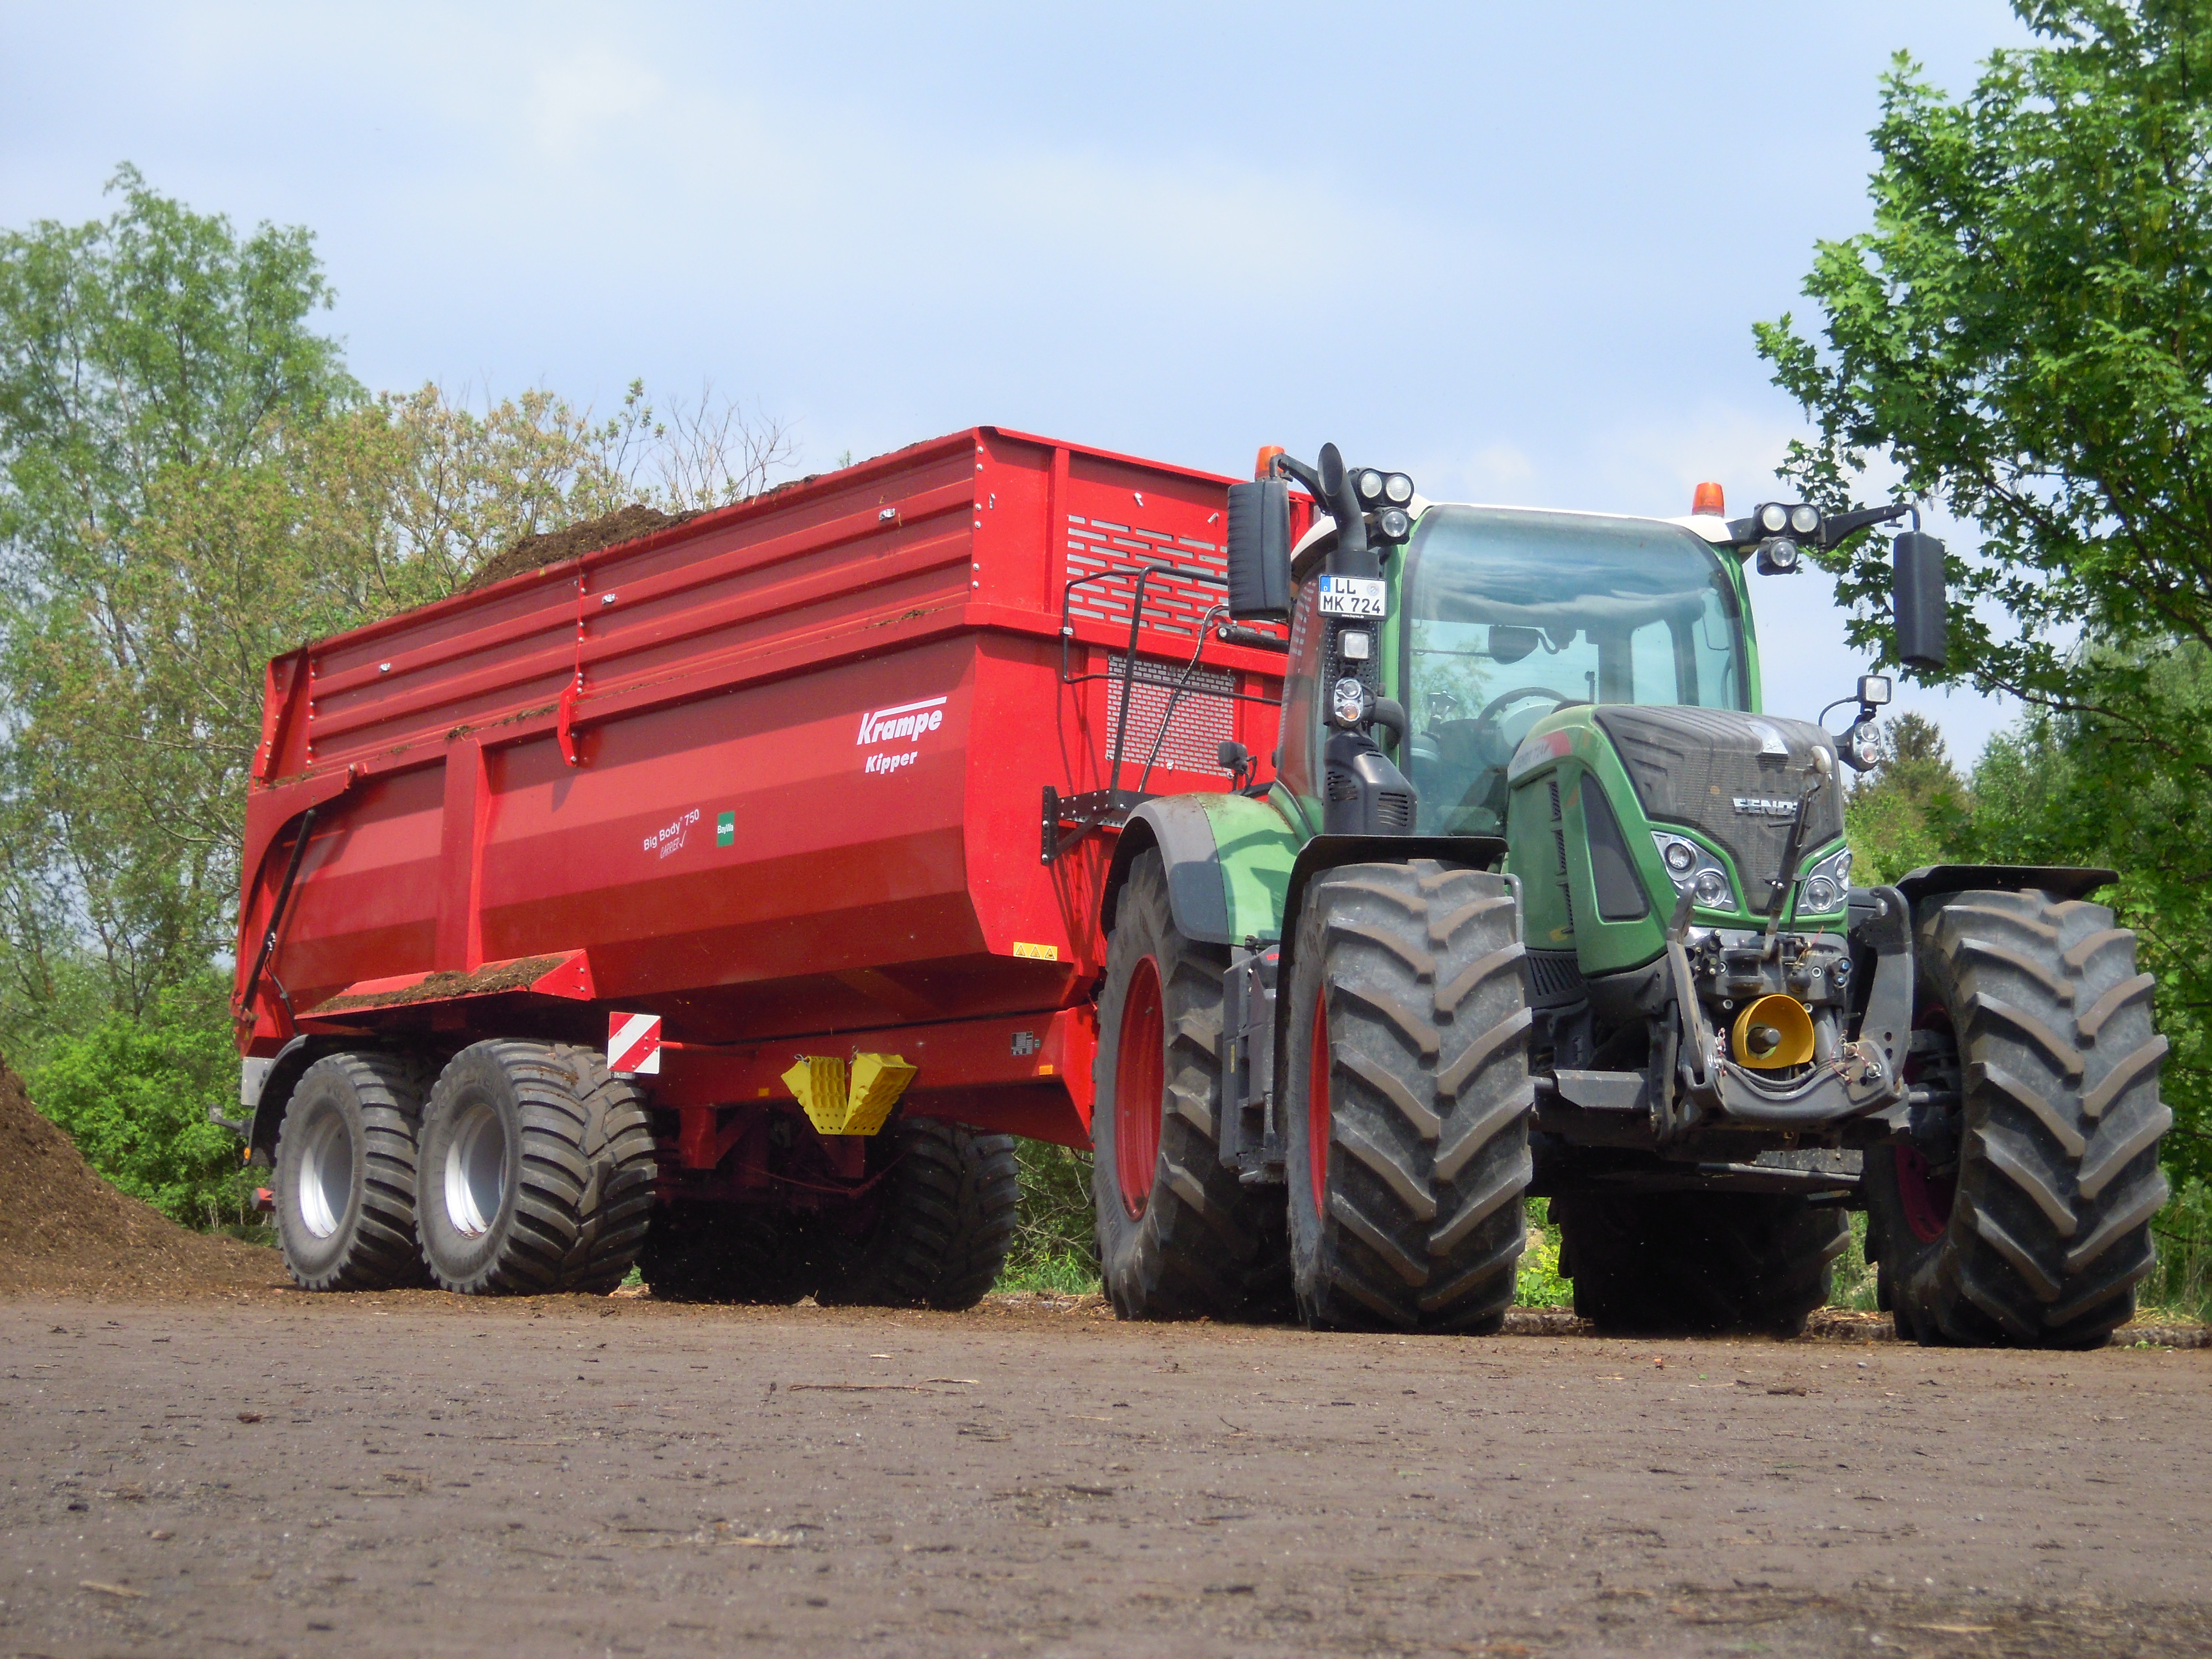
[236,428,1287,1168]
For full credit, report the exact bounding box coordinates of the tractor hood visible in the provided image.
[1591,707,1843,906]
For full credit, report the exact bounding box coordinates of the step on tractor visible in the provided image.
[1091,443,2172,1345]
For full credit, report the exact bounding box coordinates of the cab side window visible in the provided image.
[1276,576,1322,805]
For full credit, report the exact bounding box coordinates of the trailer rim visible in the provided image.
[295,1105,354,1240]
[1114,956,1165,1218]
[444,1102,510,1239]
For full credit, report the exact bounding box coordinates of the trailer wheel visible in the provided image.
[1092,849,1288,1320]
[274,1052,434,1292]
[816,1117,1020,1310]
[415,1041,658,1295]
[1550,1192,1846,1335]
[1867,888,2170,1348]
[1284,861,1533,1332]
[638,1202,807,1303]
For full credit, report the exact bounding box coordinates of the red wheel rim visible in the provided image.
[1896,1007,1957,1244]
[1308,990,1332,1215]
[1893,1142,1954,1244]
[1114,956,1165,1219]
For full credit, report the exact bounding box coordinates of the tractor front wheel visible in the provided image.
[1284,860,1533,1333]
[1867,888,2170,1347]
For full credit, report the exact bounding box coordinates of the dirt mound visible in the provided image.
[465,503,700,592]
[0,1057,279,1298]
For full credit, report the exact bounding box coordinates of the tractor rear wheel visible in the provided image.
[816,1117,1020,1310]
[416,1041,658,1295]
[1092,849,1288,1320]
[1284,860,1533,1333]
[1551,1191,1847,1335]
[274,1052,434,1292]
[1867,888,2170,1348]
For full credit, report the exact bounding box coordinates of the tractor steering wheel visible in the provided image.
[1470,685,1572,741]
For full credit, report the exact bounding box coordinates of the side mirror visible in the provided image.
[1892,530,1948,672]
[1225,478,1292,620]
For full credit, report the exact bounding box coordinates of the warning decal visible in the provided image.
[607,1011,662,1075]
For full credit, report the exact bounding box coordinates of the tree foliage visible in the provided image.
[1843,711,1969,884]
[0,172,794,1075]
[1757,3,2212,1190]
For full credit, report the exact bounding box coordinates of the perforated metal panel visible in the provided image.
[1063,514,1229,640]
[1103,655,1236,776]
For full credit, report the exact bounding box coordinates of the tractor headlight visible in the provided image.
[1357,469,1385,503]
[1756,502,1790,534]
[1755,536,1801,575]
[1788,503,1820,536]
[1375,506,1412,542]
[1384,472,1414,504]
[1653,831,1738,911]
[1794,846,1853,914]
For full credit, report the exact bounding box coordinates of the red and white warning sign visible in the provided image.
[607,1011,662,1075]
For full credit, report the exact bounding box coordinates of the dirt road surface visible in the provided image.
[1,1291,2205,1658]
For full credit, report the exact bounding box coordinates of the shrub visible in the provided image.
[29,977,255,1230]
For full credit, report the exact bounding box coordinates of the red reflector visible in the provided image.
[1692,481,1726,517]
[252,1187,275,1213]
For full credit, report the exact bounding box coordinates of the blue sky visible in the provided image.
[2,2,2034,761]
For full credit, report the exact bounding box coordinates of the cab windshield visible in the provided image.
[1401,505,1749,836]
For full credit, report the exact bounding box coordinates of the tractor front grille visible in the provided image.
[1592,706,1843,910]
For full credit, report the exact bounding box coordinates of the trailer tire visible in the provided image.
[638,1202,807,1303]
[1284,861,1533,1333]
[416,1041,658,1296]
[274,1052,434,1292]
[1092,850,1289,1321]
[817,1118,1020,1311]
[1551,1192,1846,1335]
[1866,888,2169,1348]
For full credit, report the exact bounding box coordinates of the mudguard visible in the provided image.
[1101,794,1302,948]
[241,1034,341,1166]
[1893,864,2117,907]
[1102,797,1234,945]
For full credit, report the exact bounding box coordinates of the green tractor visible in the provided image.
[1091,444,2171,1346]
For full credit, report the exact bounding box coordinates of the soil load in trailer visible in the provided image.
[232,427,1292,1300]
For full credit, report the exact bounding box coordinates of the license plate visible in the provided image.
[1318,576,1386,618]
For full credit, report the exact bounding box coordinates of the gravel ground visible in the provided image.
[1,1289,2206,1658]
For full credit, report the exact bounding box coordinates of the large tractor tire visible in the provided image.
[1284,860,1533,1332]
[1091,849,1288,1320]
[1866,888,2170,1348]
[817,1117,1021,1310]
[1551,1192,1847,1335]
[638,1202,808,1304]
[274,1051,434,1292]
[416,1041,658,1295]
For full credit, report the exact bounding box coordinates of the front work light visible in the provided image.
[1755,536,1801,575]
[1755,503,1790,535]
[1357,470,1385,503]
[1374,507,1412,542]
[1383,472,1414,504]
[1788,504,1820,536]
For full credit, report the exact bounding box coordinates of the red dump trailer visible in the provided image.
[234,427,1293,1300]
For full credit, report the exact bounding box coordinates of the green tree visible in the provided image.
[1756,2,2212,1189]
[1844,711,1968,884]
[0,166,357,1032]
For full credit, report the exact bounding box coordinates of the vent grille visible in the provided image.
[1065,515,1286,645]
[1549,779,1574,929]
[1104,655,1236,776]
